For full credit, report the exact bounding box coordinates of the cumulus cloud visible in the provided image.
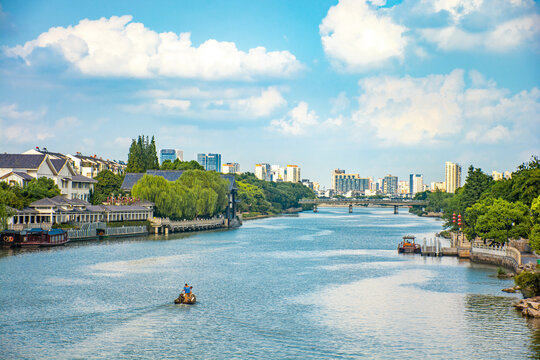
[229,87,286,117]
[350,69,540,145]
[5,15,302,80]
[270,102,319,135]
[319,0,407,70]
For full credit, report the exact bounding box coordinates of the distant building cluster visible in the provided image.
[254,164,301,183]
[0,147,126,201]
[492,170,512,181]
[197,153,222,172]
[159,149,184,164]
[324,161,473,198]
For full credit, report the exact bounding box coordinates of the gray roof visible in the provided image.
[50,158,68,172]
[30,196,90,207]
[121,170,237,192]
[121,173,145,191]
[72,174,98,183]
[101,205,152,211]
[0,171,34,181]
[0,154,46,169]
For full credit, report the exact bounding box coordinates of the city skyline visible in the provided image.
[0,0,538,188]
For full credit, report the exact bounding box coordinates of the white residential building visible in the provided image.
[445,161,462,194]
[222,163,240,174]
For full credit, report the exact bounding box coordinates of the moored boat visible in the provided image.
[398,235,421,254]
[1,229,69,248]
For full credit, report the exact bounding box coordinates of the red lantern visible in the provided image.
[453,213,456,223]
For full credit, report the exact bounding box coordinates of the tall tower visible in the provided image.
[445,162,462,193]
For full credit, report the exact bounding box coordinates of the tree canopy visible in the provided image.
[161,159,204,171]
[131,171,229,220]
[90,170,125,205]
[126,135,160,173]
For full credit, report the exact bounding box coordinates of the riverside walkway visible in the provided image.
[150,217,226,234]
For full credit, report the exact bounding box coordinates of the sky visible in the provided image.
[0,0,539,188]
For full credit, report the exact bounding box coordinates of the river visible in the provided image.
[1,207,539,359]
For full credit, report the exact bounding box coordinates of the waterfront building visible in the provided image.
[383,175,398,195]
[409,174,423,195]
[0,153,96,201]
[445,161,462,193]
[7,196,154,230]
[160,149,184,164]
[286,165,301,183]
[222,163,240,174]
[197,153,221,172]
[332,169,370,194]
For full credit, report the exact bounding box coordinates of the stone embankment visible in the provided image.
[514,296,540,318]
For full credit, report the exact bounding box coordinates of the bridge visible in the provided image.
[298,198,428,214]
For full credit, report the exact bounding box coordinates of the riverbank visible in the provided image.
[242,207,303,221]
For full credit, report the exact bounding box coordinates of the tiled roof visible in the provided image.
[101,205,152,211]
[0,171,34,181]
[50,158,68,172]
[30,195,90,207]
[72,174,98,183]
[0,154,46,169]
[121,173,145,190]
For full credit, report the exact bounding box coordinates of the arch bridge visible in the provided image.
[298,198,428,214]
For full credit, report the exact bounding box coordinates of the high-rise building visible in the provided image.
[409,174,423,195]
[286,165,301,183]
[398,181,409,194]
[332,169,370,194]
[445,162,462,193]
[255,163,271,181]
[332,169,345,190]
[222,163,240,174]
[383,175,398,195]
[160,149,183,164]
[197,153,221,172]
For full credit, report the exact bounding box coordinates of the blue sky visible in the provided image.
[0,0,539,187]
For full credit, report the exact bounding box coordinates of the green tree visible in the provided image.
[161,159,204,171]
[126,135,160,173]
[236,181,273,214]
[22,177,61,203]
[529,195,540,251]
[92,170,125,204]
[0,203,16,230]
[470,198,530,243]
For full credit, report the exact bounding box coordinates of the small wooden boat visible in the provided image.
[398,235,421,254]
[1,229,69,248]
[174,293,197,305]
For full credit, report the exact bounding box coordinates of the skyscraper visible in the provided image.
[286,165,301,183]
[197,153,221,172]
[255,163,271,181]
[222,163,240,174]
[409,174,423,195]
[445,162,462,193]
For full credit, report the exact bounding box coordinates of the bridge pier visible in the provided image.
[349,204,353,213]
[164,227,169,235]
[394,205,398,214]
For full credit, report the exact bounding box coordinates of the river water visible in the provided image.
[1,207,539,359]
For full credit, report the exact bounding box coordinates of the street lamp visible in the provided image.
[506,218,515,246]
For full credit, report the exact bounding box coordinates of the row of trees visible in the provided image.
[235,173,316,214]
[131,170,229,220]
[89,170,125,205]
[411,156,540,249]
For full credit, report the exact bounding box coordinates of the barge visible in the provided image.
[1,229,69,248]
[398,235,421,254]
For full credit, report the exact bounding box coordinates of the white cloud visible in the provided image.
[429,0,484,22]
[6,15,302,80]
[229,87,286,117]
[350,70,540,145]
[420,14,540,51]
[319,0,407,70]
[270,102,319,135]
[156,99,191,111]
[330,91,350,114]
